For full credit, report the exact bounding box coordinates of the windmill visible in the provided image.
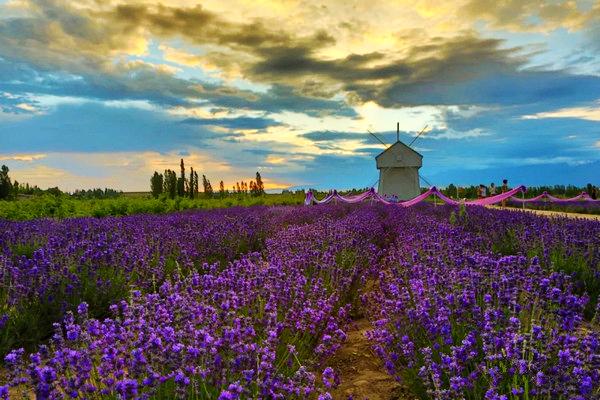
[368,123,430,200]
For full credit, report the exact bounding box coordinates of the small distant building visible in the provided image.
[376,141,422,200]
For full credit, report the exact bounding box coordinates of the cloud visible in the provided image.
[6,150,236,191]
[108,2,294,49]
[2,0,599,119]
[460,0,594,32]
[264,155,286,165]
[1,0,600,191]
[181,116,281,130]
[522,101,600,121]
[0,153,47,162]
[0,101,215,153]
[0,1,355,118]
[300,130,368,142]
[0,91,43,115]
[420,128,491,140]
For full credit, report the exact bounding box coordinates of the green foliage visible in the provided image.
[440,183,598,200]
[0,261,130,356]
[0,165,12,199]
[150,171,164,198]
[449,211,457,225]
[491,229,520,256]
[484,223,599,318]
[0,193,307,220]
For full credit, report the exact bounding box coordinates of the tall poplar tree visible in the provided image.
[150,171,164,198]
[189,167,195,199]
[176,159,185,197]
[0,165,12,200]
[255,171,265,195]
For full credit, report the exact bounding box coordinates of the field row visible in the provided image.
[1,203,599,399]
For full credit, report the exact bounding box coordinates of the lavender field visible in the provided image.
[1,204,599,399]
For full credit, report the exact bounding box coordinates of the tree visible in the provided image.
[255,171,265,195]
[445,183,457,198]
[219,180,225,198]
[177,158,186,197]
[163,169,177,199]
[162,170,169,194]
[46,187,62,196]
[189,167,195,199]
[202,175,213,197]
[193,171,199,198]
[0,165,12,199]
[150,171,164,198]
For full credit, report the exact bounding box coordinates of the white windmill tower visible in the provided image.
[369,123,428,200]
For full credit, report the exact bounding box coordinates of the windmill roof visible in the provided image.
[375,140,423,160]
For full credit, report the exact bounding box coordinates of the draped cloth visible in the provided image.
[304,186,600,207]
[510,191,596,203]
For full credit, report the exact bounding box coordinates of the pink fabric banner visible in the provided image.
[510,191,599,203]
[305,186,599,207]
[398,187,437,207]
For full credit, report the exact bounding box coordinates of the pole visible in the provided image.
[397,122,399,142]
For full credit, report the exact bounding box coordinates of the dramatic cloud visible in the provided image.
[0,0,599,189]
[460,0,595,31]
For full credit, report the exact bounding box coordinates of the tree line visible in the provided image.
[440,183,598,199]
[150,158,265,199]
[0,164,122,200]
[0,164,61,199]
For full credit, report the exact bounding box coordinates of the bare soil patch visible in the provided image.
[326,318,417,400]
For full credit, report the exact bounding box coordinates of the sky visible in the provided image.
[0,0,599,191]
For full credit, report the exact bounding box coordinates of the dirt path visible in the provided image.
[326,318,416,400]
[488,206,600,221]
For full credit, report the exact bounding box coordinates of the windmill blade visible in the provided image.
[367,130,390,148]
[408,125,429,147]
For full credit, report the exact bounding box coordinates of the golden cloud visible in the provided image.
[523,102,600,122]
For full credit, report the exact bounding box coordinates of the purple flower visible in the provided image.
[77,302,89,316]
[580,376,593,395]
[322,367,338,389]
[0,314,8,330]
[0,385,9,400]
[115,379,138,399]
[174,371,190,386]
